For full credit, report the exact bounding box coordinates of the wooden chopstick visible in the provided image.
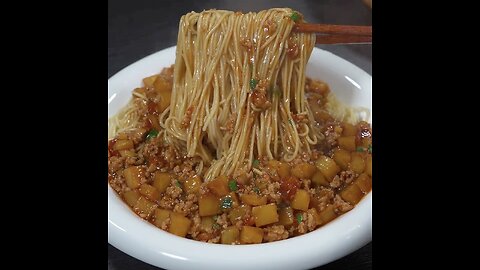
[294,23,372,45]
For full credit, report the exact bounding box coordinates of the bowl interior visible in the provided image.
[108,46,372,270]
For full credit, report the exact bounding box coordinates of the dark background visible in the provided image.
[108,0,372,269]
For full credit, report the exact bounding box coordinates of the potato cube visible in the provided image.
[124,166,143,189]
[153,76,171,93]
[291,189,310,211]
[132,87,146,98]
[337,136,356,151]
[184,175,202,194]
[315,155,340,181]
[113,139,134,151]
[168,212,192,237]
[366,155,372,177]
[142,74,159,88]
[207,175,230,197]
[200,216,215,231]
[332,148,351,170]
[240,194,267,206]
[318,204,337,224]
[252,203,279,227]
[355,173,372,193]
[342,123,357,136]
[267,160,291,179]
[134,196,158,218]
[240,226,264,244]
[158,91,172,112]
[199,194,221,216]
[153,172,172,193]
[154,208,171,228]
[340,183,364,204]
[123,190,140,207]
[119,150,136,158]
[308,208,322,226]
[291,162,317,179]
[228,205,250,224]
[349,152,366,174]
[139,184,160,201]
[311,171,329,187]
[278,206,294,226]
[221,226,240,244]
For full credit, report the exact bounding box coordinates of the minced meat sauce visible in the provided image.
[108,66,372,244]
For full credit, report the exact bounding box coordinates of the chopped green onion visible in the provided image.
[296,213,303,223]
[253,159,260,168]
[253,187,260,194]
[212,223,221,230]
[250,78,258,90]
[221,197,233,209]
[290,12,299,22]
[356,146,365,152]
[175,180,182,188]
[368,144,372,153]
[146,129,159,140]
[228,179,238,191]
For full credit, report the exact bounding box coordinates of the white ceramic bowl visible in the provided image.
[108,46,372,270]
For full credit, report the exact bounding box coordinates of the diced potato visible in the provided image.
[315,155,340,181]
[207,175,230,197]
[153,172,172,193]
[119,150,136,158]
[199,194,221,216]
[124,166,143,189]
[278,206,294,226]
[221,226,240,244]
[240,194,267,206]
[349,152,366,174]
[311,171,329,187]
[355,173,372,193]
[134,196,158,218]
[318,204,337,224]
[139,184,160,201]
[168,212,192,237]
[337,136,356,151]
[252,203,279,227]
[340,183,364,204]
[342,123,357,136]
[240,226,264,244]
[267,160,291,179]
[366,155,372,177]
[123,190,140,207]
[184,175,202,194]
[228,192,240,206]
[153,76,171,93]
[228,205,250,224]
[291,189,310,211]
[132,87,147,98]
[158,91,172,112]
[332,148,351,170]
[154,208,172,228]
[291,162,317,179]
[200,216,215,231]
[143,74,159,88]
[113,140,134,151]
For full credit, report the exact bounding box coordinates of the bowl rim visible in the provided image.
[108,46,372,270]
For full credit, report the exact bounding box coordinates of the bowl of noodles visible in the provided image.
[108,8,371,270]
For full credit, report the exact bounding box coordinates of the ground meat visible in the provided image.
[216,213,229,229]
[166,181,182,200]
[181,106,194,128]
[189,214,201,238]
[158,197,175,210]
[108,156,126,174]
[206,235,221,244]
[334,195,353,213]
[265,181,281,204]
[263,19,276,35]
[240,37,253,51]
[330,170,356,188]
[313,187,335,211]
[159,217,170,231]
[173,194,198,216]
[129,128,147,145]
[263,225,289,242]
[306,208,319,231]
[324,126,340,148]
[125,155,145,167]
[109,173,127,194]
[302,179,311,190]
[297,219,308,234]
